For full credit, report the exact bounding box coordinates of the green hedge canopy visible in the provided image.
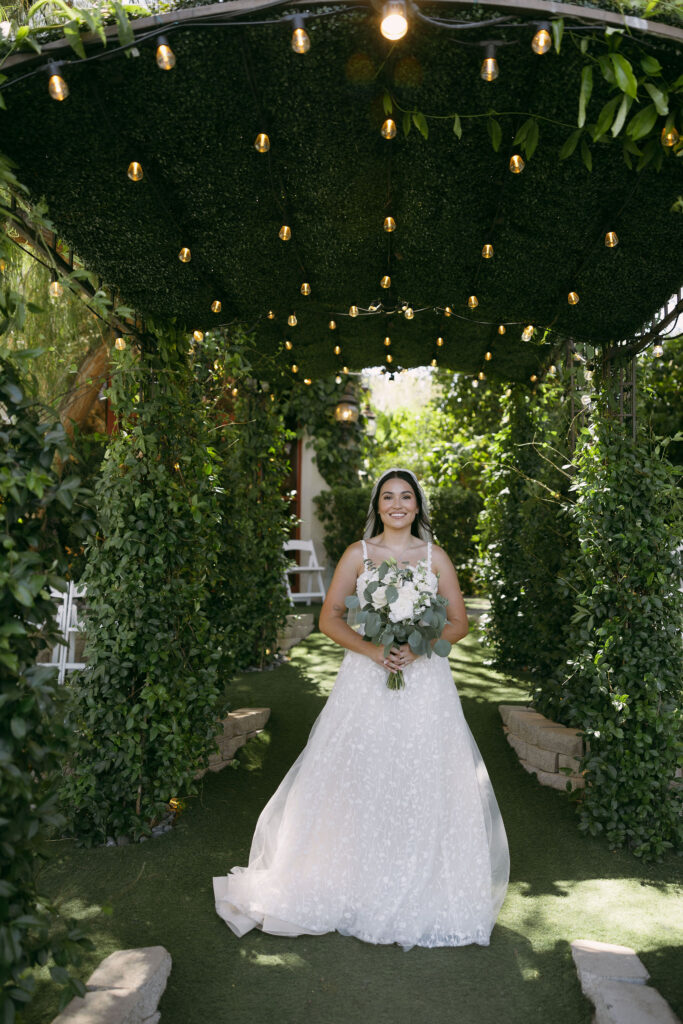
[2,2,682,382]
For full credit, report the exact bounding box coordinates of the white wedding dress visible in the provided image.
[213,541,509,949]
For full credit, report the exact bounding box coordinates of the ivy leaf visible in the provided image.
[382,89,393,116]
[640,55,662,76]
[578,65,593,128]
[610,53,638,99]
[626,102,658,141]
[525,118,539,158]
[581,137,593,172]
[593,95,621,140]
[636,137,660,171]
[611,93,633,137]
[487,117,502,152]
[551,18,564,54]
[111,1,134,48]
[412,111,428,140]
[402,111,411,137]
[559,128,582,160]
[643,82,668,116]
[579,37,589,55]
[63,20,86,59]
[452,114,462,139]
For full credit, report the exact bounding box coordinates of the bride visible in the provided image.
[213,468,509,949]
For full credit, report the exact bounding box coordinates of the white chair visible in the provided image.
[283,540,327,604]
[46,581,87,683]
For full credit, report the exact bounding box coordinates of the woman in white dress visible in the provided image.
[213,468,509,949]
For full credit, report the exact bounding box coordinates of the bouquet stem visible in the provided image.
[386,669,405,691]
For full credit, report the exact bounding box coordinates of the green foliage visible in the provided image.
[556,407,682,859]
[0,352,94,1020]
[63,336,228,843]
[429,486,482,594]
[637,336,683,466]
[477,383,577,685]
[314,485,372,565]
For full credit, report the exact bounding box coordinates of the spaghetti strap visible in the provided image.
[361,539,368,562]
[427,540,432,571]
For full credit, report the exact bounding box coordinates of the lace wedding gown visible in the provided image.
[213,541,509,949]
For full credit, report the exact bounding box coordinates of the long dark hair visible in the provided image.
[366,470,432,540]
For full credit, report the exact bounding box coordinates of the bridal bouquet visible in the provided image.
[345,558,451,690]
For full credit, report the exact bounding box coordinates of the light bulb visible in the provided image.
[178,247,191,262]
[468,295,478,309]
[114,336,126,351]
[383,216,396,232]
[285,339,293,351]
[349,305,359,317]
[232,387,239,397]
[127,161,143,181]
[482,244,494,259]
[211,300,222,313]
[291,363,299,373]
[381,118,397,139]
[335,375,342,384]
[531,25,552,54]
[605,231,618,248]
[291,16,310,53]
[342,366,349,374]
[509,154,525,174]
[380,1,408,41]
[522,325,534,341]
[304,377,312,385]
[193,330,204,342]
[498,324,506,334]
[472,379,479,388]
[49,280,63,298]
[329,320,337,330]
[430,358,437,367]
[384,336,391,347]
[155,37,175,71]
[288,314,297,326]
[254,133,270,153]
[548,365,557,375]
[279,225,292,241]
[444,307,452,317]
[480,46,499,82]
[213,359,221,371]
[47,64,69,101]
[653,344,664,357]
[173,461,181,472]
[334,345,341,355]
[404,307,414,319]
[478,371,486,380]
[530,374,538,383]
[0,259,6,272]
[267,310,275,319]
[485,351,492,361]
[436,337,444,347]
[568,291,579,305]
[381,275,391,289]
[661,126,679,148]
[386,353,393,363]
[300,282,311,296]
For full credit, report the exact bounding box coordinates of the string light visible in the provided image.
[304,377,312,385]
[334,345,341,355]
[430,358,437,367]
[288,314,298,326]
[480,45,499,82]
[381,119,397,139]
[384,336,391,347]
[300,282,311,296]
[178,247,191,262]
[211,300,222,313]
[482,244,494,259]
[605,231,618,247]
[48,279,63,298]
[522,324,534,341]
[661,125,679,147]
[653,343,664,357]
[530,374,539,383]
[485,351,492,360]
[284,339,293,350]
[193,329,204,342]
[349,305,359,317]
[380,1,408,41]
[0,259,6,272]
[405,307,414,319]
[329,320,337,330]
[436,337,444,347]
[505,388,512,397]
[386,353,393,363]
[231,386,239,397]
[173,461,181,471]
[478,371,486,380]
[498,324,506,334]
[383,216,396,233]
[47,63,69,101]
[472,379,479,388]
[509,154,525,173]
[155,37,176,71]
[335,375,342,384]
[444,307,452,317]
[114,336,126,350]
[254,133,270,153]
[531,24,552,54]
[291,363,299,373]
[291,15,310,53]
[342,366,349,374]
[127,161,143,181]
[381,275,391,289]
[568,291,580,305]
[267,310,275,319]
[468,295,478,309]
[279,225,292,241]
[548,365,557,375]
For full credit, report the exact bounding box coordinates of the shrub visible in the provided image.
[428,485,482,594]
[314,486,372,565]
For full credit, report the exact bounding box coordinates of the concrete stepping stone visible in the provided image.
[571,940,680,1024]
[52,946,171,1024]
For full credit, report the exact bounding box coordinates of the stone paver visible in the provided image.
[571,940,680,1024]
[53,947,171,1024]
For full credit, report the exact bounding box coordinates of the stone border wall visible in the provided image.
[52,946,171,1024]
[197,707,271,779]
[499,704,585,791]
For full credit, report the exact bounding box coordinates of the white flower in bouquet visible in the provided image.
[371,585,389,609]
[389,590,416,623]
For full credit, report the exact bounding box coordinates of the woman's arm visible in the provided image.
[318,543,388,666]
[432,546,469,645]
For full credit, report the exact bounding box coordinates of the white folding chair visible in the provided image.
[46,581,87,683]
[283,540,327,604]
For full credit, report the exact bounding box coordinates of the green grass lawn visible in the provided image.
[25,629,683,1024]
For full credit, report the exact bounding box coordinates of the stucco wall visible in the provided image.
[297,433,333,583]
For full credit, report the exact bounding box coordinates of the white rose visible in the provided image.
[372,585,388,609]
[389,592,416,623]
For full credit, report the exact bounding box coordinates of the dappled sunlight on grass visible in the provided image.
[242,951,309,970]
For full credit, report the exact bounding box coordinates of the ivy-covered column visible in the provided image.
[556,401,682,859]
[64,336,227,843]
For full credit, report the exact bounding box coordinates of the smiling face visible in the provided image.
[378,478,418,532]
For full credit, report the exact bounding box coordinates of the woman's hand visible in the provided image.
[375,644,418,672]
